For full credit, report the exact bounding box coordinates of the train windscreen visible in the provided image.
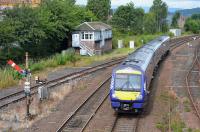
[114,74,141,92]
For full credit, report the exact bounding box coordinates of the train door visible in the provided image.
[72,34,80,47]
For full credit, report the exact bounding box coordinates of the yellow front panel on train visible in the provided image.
[116,68,141,75]
[115,91,140,100]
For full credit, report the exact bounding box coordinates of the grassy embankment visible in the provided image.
[0,33,160,89]
[156,91,200,132]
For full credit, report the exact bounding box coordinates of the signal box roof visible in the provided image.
[75,22,112,31]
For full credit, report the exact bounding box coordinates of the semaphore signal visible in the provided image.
[7,60,25,75]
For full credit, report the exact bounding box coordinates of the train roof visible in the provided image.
[121,36,170,72]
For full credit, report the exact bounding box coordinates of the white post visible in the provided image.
[118,40,123,48]
[129,41,135,49]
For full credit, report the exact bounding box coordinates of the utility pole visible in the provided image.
[24,52,31,118]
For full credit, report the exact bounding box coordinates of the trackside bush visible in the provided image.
[55,54,68,65]
[65,48,79,66]
[30,62,45,72]
[0,68,18,88]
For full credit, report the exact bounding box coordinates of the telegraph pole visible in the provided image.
[24,52,31,118]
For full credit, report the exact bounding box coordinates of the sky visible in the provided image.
[76,0,200,9]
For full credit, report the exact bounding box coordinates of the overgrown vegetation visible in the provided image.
[29,48,79,72]
[183,98,191,112]
[0,68,18,88]
[156,92,186,132]
[156,91,197,132]
[0,48,132,88]
[184,14,200,34]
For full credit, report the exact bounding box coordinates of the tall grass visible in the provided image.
[0,68,18,89]
[112,29,162,48]
[0,47,131,89]
[0,49,79,88]
[30,49,79,72]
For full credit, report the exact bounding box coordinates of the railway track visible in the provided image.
[0,35,198,110]
[170,35,199,50]
[185,44,200,121]
[0,57,124,109]
[111,114,140,132]
[56,76,110,132]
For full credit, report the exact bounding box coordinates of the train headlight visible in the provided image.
[112,93,116,98]
[136,95,143,100]
[112,93,118,99]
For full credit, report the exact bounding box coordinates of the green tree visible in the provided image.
[0,0,96,66]
[150,0,168,32]
[73,5,97,24]
[144,13,157,34]
[191,14,200,20]
[0,20,16,45]
[4,5,55,57]
[171,12,180,28]
[87,0,111,21]
[0,20,24,65]
[134,8,145,34]
[184,18,200,34]
[111,2,144,34]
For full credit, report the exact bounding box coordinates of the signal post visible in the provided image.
[24,52,31,118]
[7,52,32,119]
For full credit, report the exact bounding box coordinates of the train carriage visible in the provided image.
[110,36,170,113]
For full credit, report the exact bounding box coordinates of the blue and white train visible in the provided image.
[110,36,170,113]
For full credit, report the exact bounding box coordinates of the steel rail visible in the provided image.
[197,45,200,112]
[79,94,109,132]
[185,46,200,121]
[56,76,111,132]
[170,36,196,50]
[110,115,140,132]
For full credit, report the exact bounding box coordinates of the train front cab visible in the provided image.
[110,65,146,113]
